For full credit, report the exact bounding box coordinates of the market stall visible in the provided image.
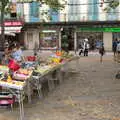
[0,51,79,120]
[0,65,33,120]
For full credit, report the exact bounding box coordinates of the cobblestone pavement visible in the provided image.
[1,54,120,120]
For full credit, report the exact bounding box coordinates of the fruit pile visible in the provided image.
[13,68,32,80]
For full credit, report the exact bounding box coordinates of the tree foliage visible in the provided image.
[103,0,119,12]
[0,0,9,7]
[39,0,64,11]
[16,0,64,11]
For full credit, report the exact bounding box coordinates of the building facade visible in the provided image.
[2,0,120,51]
[67,0,120,51]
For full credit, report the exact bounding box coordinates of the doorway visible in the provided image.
[61,27,74,51]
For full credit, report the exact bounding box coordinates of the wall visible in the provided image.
[103,32,112,51]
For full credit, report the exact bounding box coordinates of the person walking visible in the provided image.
[99,43,105,63]
[116,41,120,62]
[78,43,83,56]
[83,38,89,56]
[113,38,118,57]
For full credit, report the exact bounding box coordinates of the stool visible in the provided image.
[0,92,15,110]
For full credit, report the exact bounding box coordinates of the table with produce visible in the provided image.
[0,51,78,120]
[0,65,33,120]
[32,51,79,92]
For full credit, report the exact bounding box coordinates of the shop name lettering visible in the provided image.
[4,22,22,26]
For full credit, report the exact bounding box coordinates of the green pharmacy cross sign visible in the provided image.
[78,27,120,32]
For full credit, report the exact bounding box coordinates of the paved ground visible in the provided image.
[1,53,120,120]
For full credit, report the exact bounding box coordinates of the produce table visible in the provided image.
[33,56,79,93]
[0,69,33,120]
[0,55,79,120]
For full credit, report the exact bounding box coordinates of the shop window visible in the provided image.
[77,32,103,50]
[39,30,58,49]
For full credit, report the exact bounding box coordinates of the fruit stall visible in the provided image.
[0,51,79,120]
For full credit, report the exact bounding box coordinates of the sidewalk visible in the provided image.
[23,50,114,57]
[0,53,119,120]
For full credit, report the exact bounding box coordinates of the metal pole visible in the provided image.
[74,31,77,55]
[59,31,61,50]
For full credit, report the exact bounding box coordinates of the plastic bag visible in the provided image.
[8,59,20,71]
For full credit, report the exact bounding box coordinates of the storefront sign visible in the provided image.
[43,37,52,40]
[4,21,23,26]
[42,30,57,33]
[0,27,22,33]
[77,27,120,32]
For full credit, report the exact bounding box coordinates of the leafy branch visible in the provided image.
[103,0,119,12]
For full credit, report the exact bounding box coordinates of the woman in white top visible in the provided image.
[83,39,89,56]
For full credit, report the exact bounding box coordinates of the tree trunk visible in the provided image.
[0,2,5,51]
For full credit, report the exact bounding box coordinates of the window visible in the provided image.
[39,30,58,49]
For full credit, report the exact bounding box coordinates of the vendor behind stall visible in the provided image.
[11,44,25,63]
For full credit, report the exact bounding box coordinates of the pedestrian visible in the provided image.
[99,43,105,63]
[116,41,120,62]
[78,43,83,56]
[83,38,89,56]
[113,38,118,57]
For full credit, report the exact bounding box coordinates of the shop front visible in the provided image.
[24,27,60,50]
[75,27,120,51]
[39,30,59,50]
[0,20,24,50]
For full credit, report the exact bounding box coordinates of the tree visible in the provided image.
[102,0,119,12]
[0,0,9,50]
[0,0,64,50]
[38,0,64,11]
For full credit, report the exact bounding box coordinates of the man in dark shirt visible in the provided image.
[113,39,118,56]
